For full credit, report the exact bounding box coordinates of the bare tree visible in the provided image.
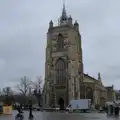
[0,88,2,96]
[2,86,14,105]
[2,86,13,96]
[32,76,43,107]
[17,76,31,96]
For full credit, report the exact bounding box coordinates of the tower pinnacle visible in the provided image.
[62,1,67,17]
[60,0,68,25]
[98,72,101,80]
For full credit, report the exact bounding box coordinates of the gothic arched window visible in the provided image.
[55,58,66,85]
[56,34,64,51]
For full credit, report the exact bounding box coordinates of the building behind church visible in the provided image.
[43,4,116,109]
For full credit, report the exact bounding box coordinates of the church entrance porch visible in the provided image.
[58,97,64,110]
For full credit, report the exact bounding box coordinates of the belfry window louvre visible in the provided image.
[56,34,64,51]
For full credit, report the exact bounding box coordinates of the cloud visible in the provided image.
[0,0,120,89]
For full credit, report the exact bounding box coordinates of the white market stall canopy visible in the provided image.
[106,101,114,105]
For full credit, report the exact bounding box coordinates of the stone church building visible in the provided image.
[43,4,109,108]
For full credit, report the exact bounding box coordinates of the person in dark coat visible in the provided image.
[17,105,23,113]
[115,106,119,116]
[0,105,3,114]
[28,101,34,119]
[106,106,108,114]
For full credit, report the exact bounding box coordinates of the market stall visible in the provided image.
[106,101,119,116]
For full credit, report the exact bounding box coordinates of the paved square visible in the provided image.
[0,111,119,120]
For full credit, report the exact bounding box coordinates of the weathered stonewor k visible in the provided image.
[43,2,111,109]
[44,2,84,108]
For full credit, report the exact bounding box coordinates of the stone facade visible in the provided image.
[44,4,83,108]
[105,85,116,101]
[43,4,114,108]
[115,90,120,100]
[82,74,107,107]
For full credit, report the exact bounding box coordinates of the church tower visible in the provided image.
[44,3,84,108]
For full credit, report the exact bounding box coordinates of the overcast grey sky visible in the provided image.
[0,0,120,89]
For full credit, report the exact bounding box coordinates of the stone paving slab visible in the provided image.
[0,111,120,120]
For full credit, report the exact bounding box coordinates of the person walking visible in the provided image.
[28,100,34,119]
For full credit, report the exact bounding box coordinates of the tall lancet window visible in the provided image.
[55,58,66,85]
[56,34,64,51]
